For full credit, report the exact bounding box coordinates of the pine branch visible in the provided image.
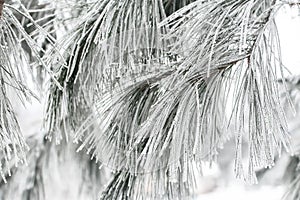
[45,0,295,199]
[74,2,293,199]
[0,6,37,180]
[99,168,199,200]
[16,0,57,87]
[134,0,291,184]
[0,1,64,181]
[45,0,177,143]
[74,70,174,171]
[44,20,100,143]
[74,69,210,199]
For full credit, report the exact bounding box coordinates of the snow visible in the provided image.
[10,4,300,200]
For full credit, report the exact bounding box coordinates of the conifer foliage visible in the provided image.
[0,0,299,199]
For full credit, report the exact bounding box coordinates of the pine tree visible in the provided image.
[0,0,299,199]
